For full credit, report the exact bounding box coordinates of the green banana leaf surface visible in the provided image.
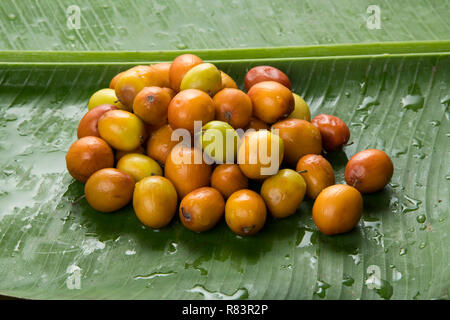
[0,46,449,299]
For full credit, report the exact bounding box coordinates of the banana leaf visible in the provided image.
[0,42,449,299]
[0,0,449,50]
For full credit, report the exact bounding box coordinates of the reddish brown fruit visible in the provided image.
[345,149,394,194]
[312,114,350,151]
[245,66,291,91]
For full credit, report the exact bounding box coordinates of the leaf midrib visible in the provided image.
[0,40,449,64]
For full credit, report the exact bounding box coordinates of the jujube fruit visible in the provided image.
[146,124,179,165]
[164,145,212,198]
[312,114,350,151]
[238,130,284,180]
[98,109,146,151]
[213,88,253,129]
[260,169,306,218]
[169,54,203,92]
[116,153,163,182]
[168,89,215,134]
[244,66,291,91]
[149,62,171,88]
[345,149,394,193]
[77,104,117,138]
[272,118,322,166]
[220,71,238,89]
[133,176,178,228]
[296,154,335,199]
[84,168,135,212]
[200,120,239,164]
[133,86,171,126]
[312,184,363,235]
[88,88,125,111]
[180,63,222,96]
[225,189,267,236]
[66,136,114,183]
[248,81,294,124]
[288,93,311,121]
[179,187,225,232]
[211,164,248,198]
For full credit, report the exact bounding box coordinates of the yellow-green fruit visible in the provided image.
[180,63,222,96]
[201,120,240,164]
[133,176,178,228]
[98,110,145,151]
[88,88,127,111]
[116,153,162,182]
[260,169,306,218]
[288,93,311,121]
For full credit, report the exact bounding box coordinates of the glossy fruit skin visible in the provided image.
[133,86,171,126]
[146,124,178,165]
[149,62,171,88]
[238,130,284,180]
[77,104,118,138]
[345,149,394,193]
[66,136,114,183]
[288,93,311,121]
[168,89,215,134]
[88,88,125,111]
[312,114,350,151]
[180,63,222,96]
[98,110,145,151]
[296,154,335,199]
[261,169,306,218]
[211,164,248,198]
[248,81,294,124]
[200,120,239,164]
[220,71,238,89]
[115,66,161,108]
[162,87,176,99]
[272,119,322,166]
[179,187,225,232]
[115,145,145,162]
[133,176,178,228]
[169,54,203,92]
[213,88,253,129]
[164,145,212,198]
[85,168,134,212]
[244,66,291,91]
[225,189,267,236]
[109,72,124,89]
[312,184,363,235]
[245,117,269,131]
[116,153,162,182]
